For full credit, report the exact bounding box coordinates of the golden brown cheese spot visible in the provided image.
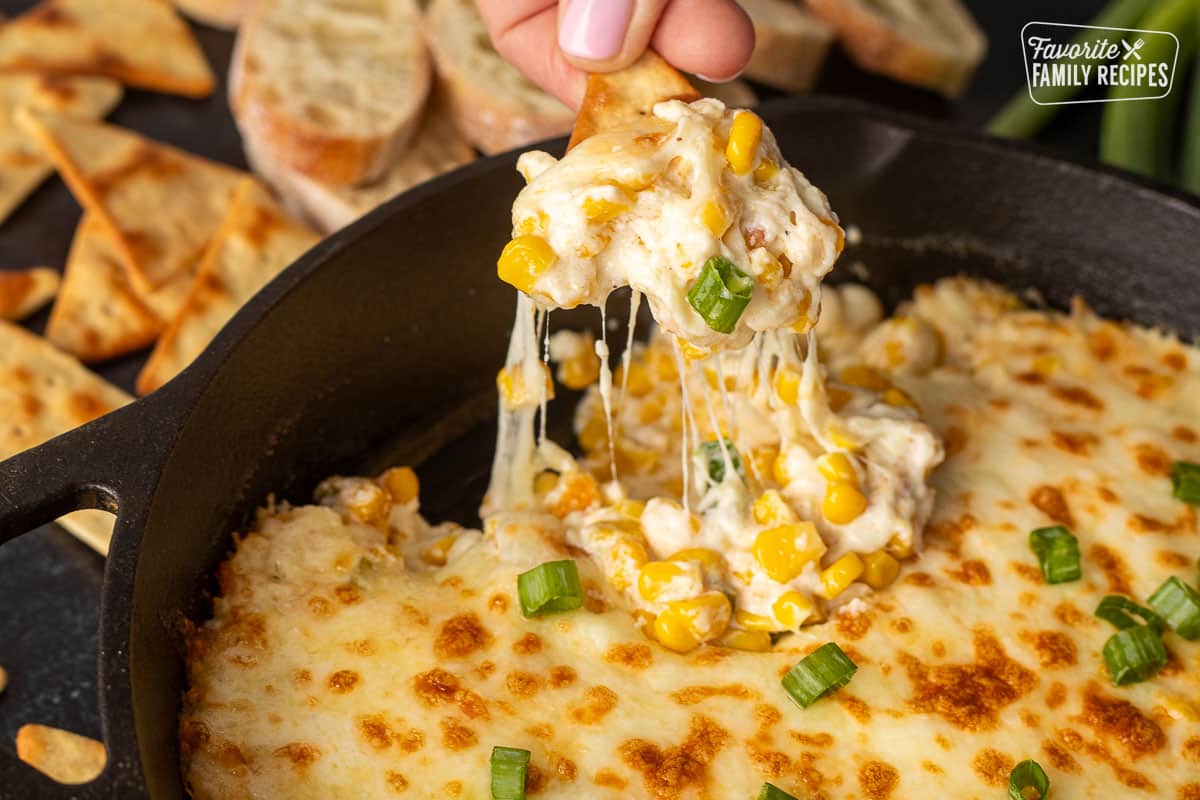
[308,595,334,617]
[902,630,1036,731]
[357,714,394,749]
[444,779,463,796]
[570,686,618,724]
[921,761,944,775]
[513,633,543,655]
[1053,602,1088,627]
[745,741,791,778]
[397,729,424,753]
[931,641,946,658]
[1173,425,1198,443]
[858,760,899,799]
[1030,485,1074,528]
[1097,486,1119,503]
[605,643,654,669]
[385,770,409,792]
[670,684,756,706]
[344,638,376,657]
[970,748,1013,786]
[435,613,492,659]
[1046,681,1067,709]
[619,715,729,799]
[548,666,577,688]
[1133,442,1173,477]
[272,742,320,769]
[526,724,553,740]
[1158,550,1193,568]
[1011,563,1044,584]
[1050,429,1099,456]
[554,755,578,781]
[1088,544,1133,595]
[1050,384,1103,410]
[890,617,913,634]
[327,670,360,694]
[489,593,510,613]
[904,571,936,587]
[1021,630,1077,668]
[1079,684,1165,759]
[476,660,497,680]
[1184,737,1200,763]
[836,611,872,640]
[414,668,460,706]
[440,718,478,751]
[1181,784,1200,800]
[837,693,871,724]
[945,559,991,586]
[1162,350,1187,370]
[506,670,542,697]
[941,426,968,458]
[1041,739,1080,773]
[400,604,429,626]
[334,583,362,605]
[1057,728,1154,790]
[593,769,628,790]
[789,732,834,748]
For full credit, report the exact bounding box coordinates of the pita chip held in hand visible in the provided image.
[0,268,60,321]
[568,50,700,149]
[17,108,247,294]
[16,724,107,785]
[0,0,214,98]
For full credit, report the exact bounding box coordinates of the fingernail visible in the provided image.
[559,0,633,61]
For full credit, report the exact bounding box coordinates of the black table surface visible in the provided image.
[0,0,1118,769]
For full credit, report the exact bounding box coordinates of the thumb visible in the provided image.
[557,0,671,72]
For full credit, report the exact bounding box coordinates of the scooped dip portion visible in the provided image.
[499,98,843,350]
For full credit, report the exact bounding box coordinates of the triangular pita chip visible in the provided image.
[137,179,319,394]
[0,267,60,321]
[17,108,246,293]
[45,214,193,362]
[0,319,131,553]
[0,73,121,224]
[15,724,107,784]
[0,0,215,98]
[568,50,699,149]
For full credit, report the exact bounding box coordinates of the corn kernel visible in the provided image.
[669,548,725,571]
[772,451,793,486]
[497,235,556,294]
[701,200,730,237]
[827,387,853,412]
[819,552,865,599]
[734,609,776,631]
[816,452,858,484]
[581,194,629,224]
[559,351,601,389]
[623,362,655,396]
[497,363,554,408]
[615,442,658,474]
[549,472,600,518]
[378,466,419,505]
[422,534,457,567]
[886,534,914,560]
[515,211,548,236]
[754,522,826,583]
[717,629,772,652]
[679,339,710,361]
[882,387,916,409]
[839,364,890,392]
[615,500,646,519]
[823,481,868,525]
[533,471,559,496]
[677,592,732,635]
[725,111,763,175]
[608,536,649,591]
[638,560,689,602]
[862,550,900,589]
[577,413,608,453]
[753,158,778,184]
[774,367,802,404]
[637,397,665,423]
[790,314,814,334]
[750,447,778,482]
[828,426,859,451]
[773,590,816,628]
[752,490,797,526]
[652,607,702,653]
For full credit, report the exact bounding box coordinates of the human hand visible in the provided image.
[474,0,756,109]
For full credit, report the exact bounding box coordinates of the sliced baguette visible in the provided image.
[806,0,986,97]
[172,0,256,30]
[245,98,475,233]
[424,0,573,154]
[230,0,431,186]
[739,0,834,92]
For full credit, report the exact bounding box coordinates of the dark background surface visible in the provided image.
[0,0,1122,769]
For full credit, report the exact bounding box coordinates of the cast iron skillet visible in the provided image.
[1,95,1198,798]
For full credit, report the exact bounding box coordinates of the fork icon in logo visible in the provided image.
[1122,38,1146,60]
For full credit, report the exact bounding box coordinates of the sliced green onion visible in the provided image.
[517,560,583,618]
[1102,624,1168,686]
[1171,461,1200,505]
[757,783,800,800]
[490,746,530,800]
[781,642,857,709]
[1028,526,1081,584]
[1008,759,1050,800]
[1147,576,1200,640]
[1094,595,1163,632]
[696,438,745,485]
[687,255,753,334]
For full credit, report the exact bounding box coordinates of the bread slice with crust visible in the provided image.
[739,0,834,92]
[424,0,573,155]
[230,0,431,186]
[244,97,475,233]
[807,0,986,97]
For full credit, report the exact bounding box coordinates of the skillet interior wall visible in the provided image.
[124,101,1200,798]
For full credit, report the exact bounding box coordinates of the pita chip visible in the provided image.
[172,0,255,31]
[0,0,215,98]
[0,319,130,553]
[15,724,107,784]
[46,214,192,362]
[0,73,121,225]
[0,267,60,321]
[568,50,699,149]
[17,108,246,293]
[137,179,318,394]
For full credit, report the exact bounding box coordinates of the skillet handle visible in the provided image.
[0,393,175,799]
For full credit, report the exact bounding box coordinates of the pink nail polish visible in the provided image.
[559,0,633,61]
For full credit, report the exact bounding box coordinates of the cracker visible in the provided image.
[137,179,318,394]
[0,74,122,225]
[46,214,192,362]
[0,0,215,98]
[568,50,699,149]
[17,108,246,293]
[15,724,106,784]
[0,268,60,321]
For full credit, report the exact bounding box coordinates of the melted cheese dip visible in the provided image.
[502,99,842,349]
[182,278,1200,799]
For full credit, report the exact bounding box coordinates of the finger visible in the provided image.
[557,0,671,72]
[478,0,588,108]
[651,0,756,81]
